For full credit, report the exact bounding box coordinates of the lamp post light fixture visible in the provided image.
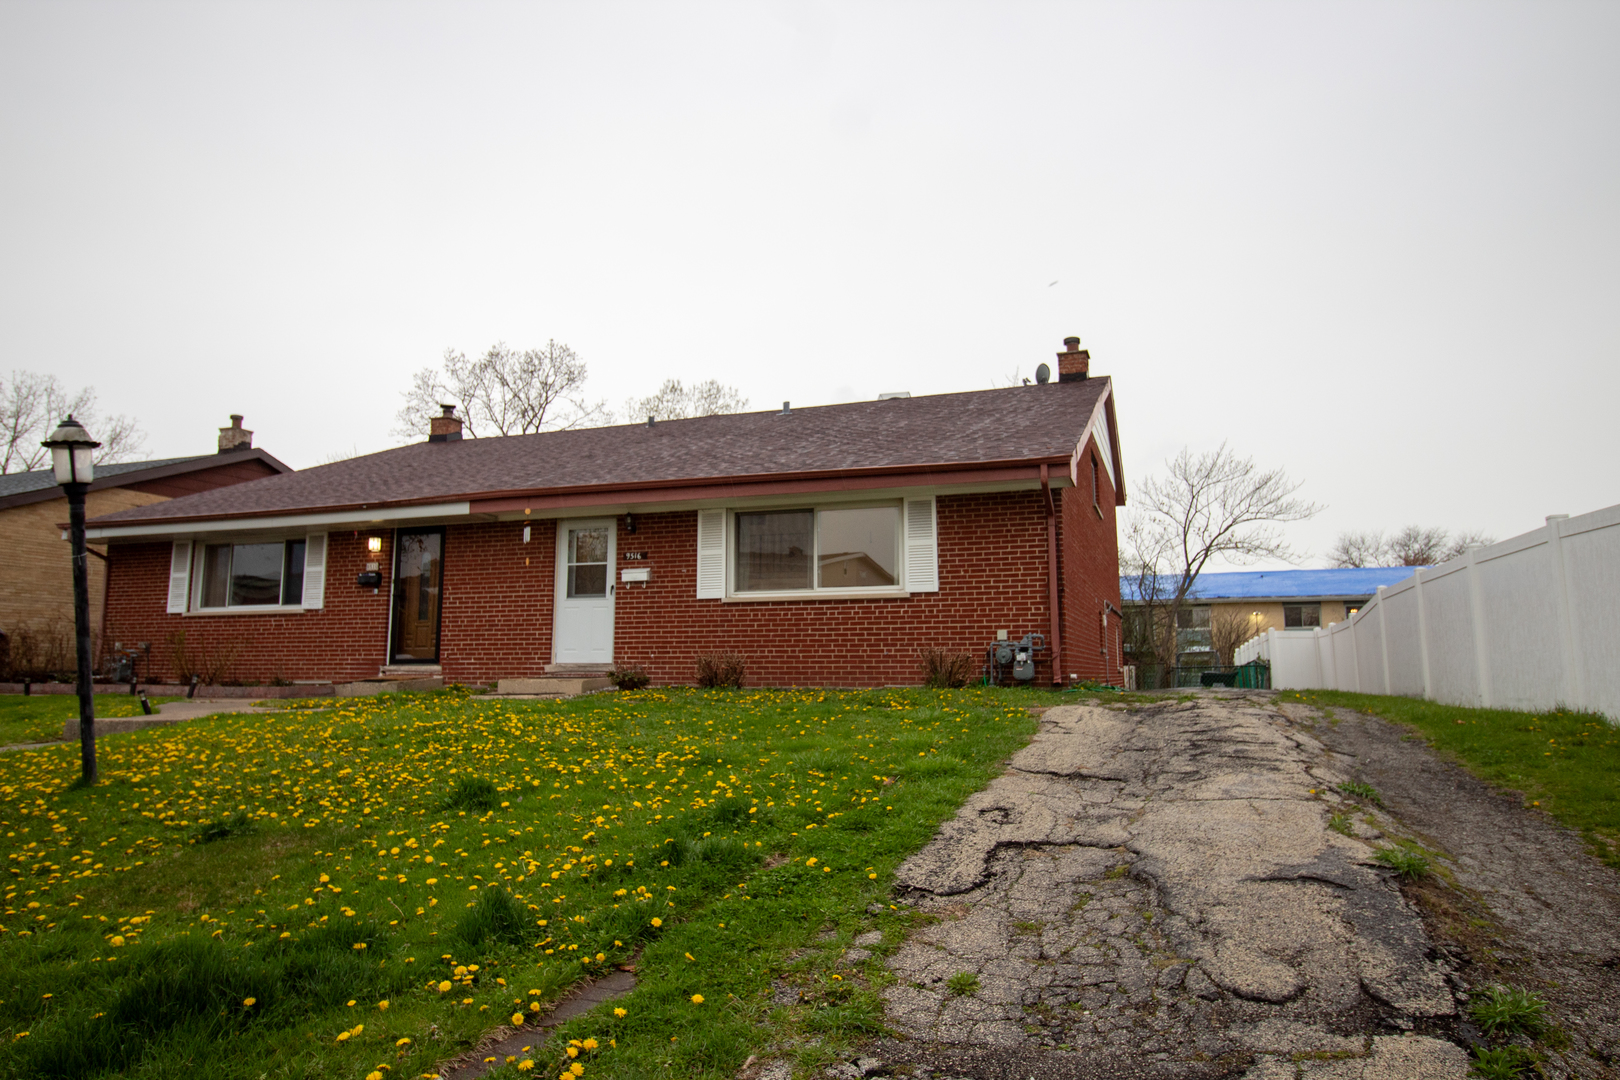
[43,415,101,785]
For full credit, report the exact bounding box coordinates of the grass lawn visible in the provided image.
[0,695,183,748]
[0,686,1046,1079]
[1293,690,1620,869]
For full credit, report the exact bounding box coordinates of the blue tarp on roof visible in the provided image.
[1121,566,1418,601]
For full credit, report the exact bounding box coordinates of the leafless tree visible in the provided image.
[1210,608,1258,666]
[1326,530,1387,568]
[393,341,611,440]
[0,370,147,473]
[1327,525,1497,567]
[1129,443,1321,676]
[625,378,749,422]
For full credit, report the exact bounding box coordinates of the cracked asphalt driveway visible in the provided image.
[874,696,1471,1079]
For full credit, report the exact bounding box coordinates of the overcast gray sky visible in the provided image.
[3,1,1615,569]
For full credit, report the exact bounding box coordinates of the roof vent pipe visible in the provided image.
[781,401,791,416]
[646,415,654,428]
[429,403,464,443]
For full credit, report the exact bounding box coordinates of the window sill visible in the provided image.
[723,588,911,603]
[184,606,309,616]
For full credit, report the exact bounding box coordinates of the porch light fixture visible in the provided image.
[41,415,101,784]
[367,536,383,553]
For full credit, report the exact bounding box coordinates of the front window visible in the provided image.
[197,540,305,608]
[1284,603,1322,628]
[734,505,900,594]
[1175,605,1212,653]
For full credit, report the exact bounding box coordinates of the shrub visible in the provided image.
[695,651,746,689]
[440,776,501,812]
[165,630,242,686]
[1,618,79,682]
[919,647,975,688]
[609,662,650,690]
[1469,984,1548,1037]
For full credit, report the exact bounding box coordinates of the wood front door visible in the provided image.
[391,528,444,663]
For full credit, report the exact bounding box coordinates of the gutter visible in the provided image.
[1041,464,1064,687]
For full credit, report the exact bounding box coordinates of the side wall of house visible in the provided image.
[0,488,169,641]
[1059,432,1124,684]
[106,488,1124,687]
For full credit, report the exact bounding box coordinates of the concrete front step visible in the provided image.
[496,677,612,696]
[335,676,445,697]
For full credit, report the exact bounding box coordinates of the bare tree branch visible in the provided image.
[1326,530,1388,568]
[0,371,146,473]
[625,378,749,422]
[392,341,611,440]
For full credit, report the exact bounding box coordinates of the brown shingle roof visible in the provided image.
[89,380,1114,526]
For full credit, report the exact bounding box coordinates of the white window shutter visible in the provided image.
[166,540,193,613]
[904,497,939,593]
[301,533,328,609]
[696,509,725,599]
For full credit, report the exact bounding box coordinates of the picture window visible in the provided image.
[733,505,899,594]
[196,540,305,608]
[1283,603,1322,628]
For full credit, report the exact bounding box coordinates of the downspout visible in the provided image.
[1041,465,1064,687]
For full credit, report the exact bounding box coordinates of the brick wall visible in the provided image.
[1058,434,1124,684]
[105,488,1123,688]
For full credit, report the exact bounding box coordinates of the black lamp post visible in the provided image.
[43,415,101,785]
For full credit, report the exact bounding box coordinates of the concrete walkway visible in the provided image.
[874,696,1469,1080]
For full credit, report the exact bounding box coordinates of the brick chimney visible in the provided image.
[1057,336,1090,382]
[428,404,464,443]
[218,414,253,453]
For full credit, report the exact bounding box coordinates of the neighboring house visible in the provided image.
[87,340,1126,689]
[1121,567,1419,665]
[0,416,291,653]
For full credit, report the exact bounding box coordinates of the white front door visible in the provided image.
[554,519,615,664]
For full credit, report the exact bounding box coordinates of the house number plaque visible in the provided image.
[623,552,649,560]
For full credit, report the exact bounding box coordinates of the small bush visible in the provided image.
[440,776,500,812]
[609,662,650,690]
[1338,781,1383,805]
[1373,846,1431,879]
[695,651,746,689]
[945,971,980,997]
[1469,984,1548,1037]
[455,887,530,948]
[187,810,259,844]
[919,647,975,689]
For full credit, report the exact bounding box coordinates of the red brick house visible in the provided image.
[88,341,1125,689]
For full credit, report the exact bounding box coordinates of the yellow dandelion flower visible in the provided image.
[396,1037,412,1047]
[353,942,368,950]
[613,1007,626,1018]
[650,917,662,928]
[690,994,704,1005]
[581,1038,598,1050]
[336,1031,351,1042]
[512,1012,526,1026]
[378,1000,389,1010]
[569,1065,583,1078]
[438,981,452,993]
[367,1073,383,1080]
[566,1046,579,1058]
[242,997,257,1007]
[517,1062,534,1072]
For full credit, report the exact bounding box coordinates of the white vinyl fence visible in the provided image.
[1235,504,1620,720]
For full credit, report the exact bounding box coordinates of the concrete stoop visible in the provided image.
[334,676,445,697]
[494,676,612,697]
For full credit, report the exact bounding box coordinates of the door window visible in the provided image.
[567,527,609,598]
[391,530,444,662]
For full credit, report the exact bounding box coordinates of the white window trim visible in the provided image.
[722,501,911,602]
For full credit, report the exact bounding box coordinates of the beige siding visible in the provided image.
[0,488,170,637]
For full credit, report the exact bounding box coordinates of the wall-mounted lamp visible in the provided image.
[367,536,383,553]
[625,513,637,534]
